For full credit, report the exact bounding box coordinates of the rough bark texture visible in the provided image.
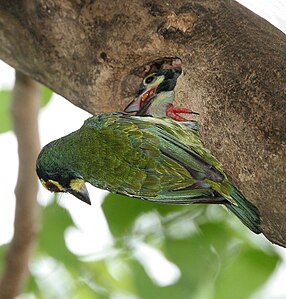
[0,0,285,246]
[0,73,40,298]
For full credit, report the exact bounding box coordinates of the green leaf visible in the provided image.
[0,244,8,271]
[163,231,221,296]
[102,193,189,237]
[0,85,53,133]
[129,258,190,299]
[41,86,53,107]
[38,196,80,269]
[0,89,12,133]
[102,193,156,237]
[74,285,109,299]
[213,247,280,299]
[81,260,119,298]
[24,272,43,299]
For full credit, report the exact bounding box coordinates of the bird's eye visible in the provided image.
[143,74,156,85]
[46,181,60,192]
[46,180,61,192]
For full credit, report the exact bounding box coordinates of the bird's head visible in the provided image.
[124,68,182,113]
[36,145,91,204]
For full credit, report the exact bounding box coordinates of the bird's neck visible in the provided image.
[149,91,175,117]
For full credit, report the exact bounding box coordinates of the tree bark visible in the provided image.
[0,73,40,298]
[0,0,285,246]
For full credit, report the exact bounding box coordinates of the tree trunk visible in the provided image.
[0,0,285,246]
[0,73,40,299]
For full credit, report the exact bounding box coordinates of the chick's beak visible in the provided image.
[69,183,91,205]
[124,97,141,113]
[124,87,157,113]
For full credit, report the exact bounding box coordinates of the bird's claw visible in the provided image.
[166,104,199,122]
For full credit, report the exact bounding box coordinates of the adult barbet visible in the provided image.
[36,113,261,234]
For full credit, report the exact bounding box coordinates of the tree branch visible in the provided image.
[0,0,285,246]
[0,73,40,298]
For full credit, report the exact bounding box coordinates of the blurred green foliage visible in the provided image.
[2,193,278,299]
[0,90,10,133]
[0,86,52,133]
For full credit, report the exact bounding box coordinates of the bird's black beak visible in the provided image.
[69,184,91,205]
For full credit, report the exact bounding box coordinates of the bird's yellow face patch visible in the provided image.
[40,179,65,193]
[69,178,85,191]
[143,73,165,88]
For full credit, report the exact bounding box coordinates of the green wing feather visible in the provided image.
[42,113,260,233]
[91,114,260,233]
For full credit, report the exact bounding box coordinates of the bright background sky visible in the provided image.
[0,1,286,298]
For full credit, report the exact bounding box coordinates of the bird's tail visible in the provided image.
[225,187,261,234]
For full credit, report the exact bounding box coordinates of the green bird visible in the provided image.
[36,113,261,234]
[124,68,197,121]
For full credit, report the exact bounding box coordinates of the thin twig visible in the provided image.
[0,72,40,299]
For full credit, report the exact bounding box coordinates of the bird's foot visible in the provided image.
[166,104,199,121]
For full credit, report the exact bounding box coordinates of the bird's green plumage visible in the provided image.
[37,113,261,233]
